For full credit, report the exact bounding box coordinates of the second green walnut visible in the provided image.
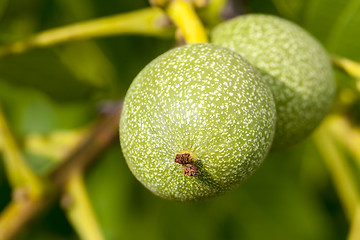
[212,14,336,150]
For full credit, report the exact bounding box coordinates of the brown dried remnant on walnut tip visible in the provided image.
[175,153,192,165]
[183,164,198,177]
[174,153,198,177]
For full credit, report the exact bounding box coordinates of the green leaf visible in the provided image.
[0,49,98,102]
[0,80,95,175]
[326,0,360,61]
[56,0,96,20]
[0,80,95,135]
[52,0,118,93]
[54,41,117,90]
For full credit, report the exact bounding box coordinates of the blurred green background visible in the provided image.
[0,0,359,239]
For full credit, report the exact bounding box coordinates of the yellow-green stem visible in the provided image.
[322,115,360,240]
[326,115,360,168]
[348,203,360,240]
[0,7,173,58]
[63,172,104,240]
[25,128,87,162]
[0,104,44,199]
[0,201,23,239]
[166,0,208,43]
[0,196,47,240]
[332,56,360,87]
[313,122,359,220]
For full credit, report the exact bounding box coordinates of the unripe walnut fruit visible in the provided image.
[211,14,336,150]
[119,43,276,201]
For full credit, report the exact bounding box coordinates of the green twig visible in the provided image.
[62,172,104,240]
[0,7,173,58]
[332,56,360,78]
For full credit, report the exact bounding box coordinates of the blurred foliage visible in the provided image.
[0,0,359,239]
[85,141,346,240]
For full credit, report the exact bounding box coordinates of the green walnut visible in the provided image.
[211,14,336,150]
[120,43,276,201]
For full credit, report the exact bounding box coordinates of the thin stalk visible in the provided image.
[0,104,45,200]
[0,195,50,240]
[348,203,360,240]
[326,115,360,168]
[166,0,208,43]
[63,172,104,240]
[322,115,360,240]
[332,56,360,82]
[0,7,173,58]
[313,122,359,220]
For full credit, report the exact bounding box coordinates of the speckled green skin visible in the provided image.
[120,43,276,201]
[211,14,335,150]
